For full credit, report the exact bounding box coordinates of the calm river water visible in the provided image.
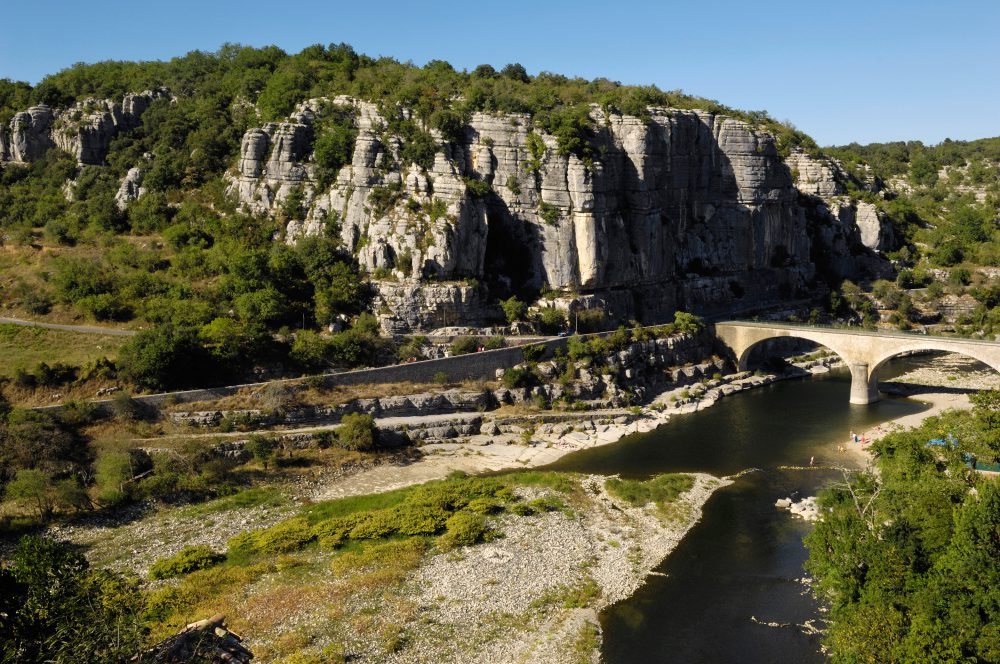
[545,365,929,663]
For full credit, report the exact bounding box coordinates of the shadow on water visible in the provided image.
[543,367,930,664]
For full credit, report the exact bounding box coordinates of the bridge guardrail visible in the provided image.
[717,320,1000,347]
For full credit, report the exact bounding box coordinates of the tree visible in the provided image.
[0,536,148,663]
[536,307,567,334]
[4,469,55,519]
[289,330,331,372]
[672,311,703,334]
[245,434,277,469]
[337,413,377,451]
[0,409,85,485]
[95,451,135,505]
[117,324,205,391]
[500,63,530,83]
[501,296,527,323]
[971,390,1000,458]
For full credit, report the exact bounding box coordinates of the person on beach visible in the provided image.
[809,456,815,466]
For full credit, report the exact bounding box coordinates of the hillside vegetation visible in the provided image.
[0,42,820,398]
[804,137,999,335]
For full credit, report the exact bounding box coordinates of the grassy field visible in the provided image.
[0,323,126,377]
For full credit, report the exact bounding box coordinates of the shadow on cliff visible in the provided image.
[482,191,543,301]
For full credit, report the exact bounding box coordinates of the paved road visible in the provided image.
[0,317,136,337]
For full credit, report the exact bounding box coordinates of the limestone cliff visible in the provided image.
[230,98,892,331]
[0,90,895,333]
[785,150,896,254]
[0,90,165,166]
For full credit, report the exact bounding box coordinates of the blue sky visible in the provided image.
[2,0,997,146]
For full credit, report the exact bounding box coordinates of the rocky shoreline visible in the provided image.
[309,357,842,502]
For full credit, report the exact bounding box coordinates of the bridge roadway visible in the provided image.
[714,321,1000,404]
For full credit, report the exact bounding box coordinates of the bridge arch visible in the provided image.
[735,335,853,373]
[867,345,1000,394]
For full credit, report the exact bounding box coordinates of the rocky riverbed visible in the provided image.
[384,474,728,664]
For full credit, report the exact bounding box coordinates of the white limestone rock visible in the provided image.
[114,167,146,211]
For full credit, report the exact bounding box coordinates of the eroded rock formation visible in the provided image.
[1,89,897,333]
[786,149,896,256]
[0,90,166,166]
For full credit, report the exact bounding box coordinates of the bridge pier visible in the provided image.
[848,363,880,404]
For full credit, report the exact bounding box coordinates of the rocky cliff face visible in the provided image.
[0,91,165,166]
[231,99,892,331]
[1,89,894,333]
[785,149,896,257]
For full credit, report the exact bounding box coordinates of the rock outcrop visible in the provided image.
[788,149,896,258]
[4,105,56,163]
[231,99,894,332]
[0,90,165,166]
[114,166,146,210]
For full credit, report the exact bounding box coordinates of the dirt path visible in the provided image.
[0,316,136,336]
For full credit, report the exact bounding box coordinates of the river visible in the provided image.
[545,364,929,663]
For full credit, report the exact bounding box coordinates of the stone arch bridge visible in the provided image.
[714,321,1000,404]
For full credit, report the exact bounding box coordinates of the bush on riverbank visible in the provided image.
[805,393,1000,662]
[605,473,694,513]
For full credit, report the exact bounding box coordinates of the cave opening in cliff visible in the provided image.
[483,212,535,300]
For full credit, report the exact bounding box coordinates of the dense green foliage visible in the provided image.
[0,407,91,515]
[224,471,573,560]
[805,393,1000,662]
[335,413,377,451]
[825,137,999,271]
[0,535,148,663]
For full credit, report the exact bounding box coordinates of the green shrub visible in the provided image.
[227,517,315,558]
[311,516,359,549]
[501,296,527,323]
[605,473,694,510]
[502,365,537,389]
[538,201,561,225]
[537,307,567,333]
[524,496,565,513]
[450,336,479,355]
[149,546,225,580]
[438,510,488,549]
[0,536,148,663]
[396,335,428,361]
[482,336,506,350]
[463,176,491,198]
[245,434,278,469]
[337,413,377,451]
[465,497,505,514]
[349,505,450,540]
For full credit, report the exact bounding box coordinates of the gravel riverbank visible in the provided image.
[377,473,729,663]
